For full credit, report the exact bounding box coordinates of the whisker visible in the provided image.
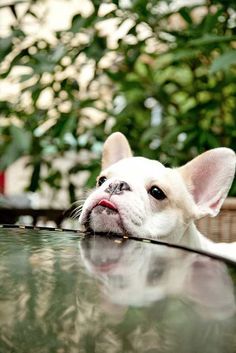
[70,207,83,220]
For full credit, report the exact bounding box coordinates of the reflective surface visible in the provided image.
[0,227,236,353]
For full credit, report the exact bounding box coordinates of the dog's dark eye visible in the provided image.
[149,186,166,200]
[97,176,107,186]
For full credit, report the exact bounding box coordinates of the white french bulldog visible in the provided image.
[79,132,236,261]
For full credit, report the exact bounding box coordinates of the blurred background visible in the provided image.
[0,0,235,227]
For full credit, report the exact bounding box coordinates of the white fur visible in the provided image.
[79,133,236,261]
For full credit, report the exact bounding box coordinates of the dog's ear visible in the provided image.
[179,148,236,218]
[102,132,132,169]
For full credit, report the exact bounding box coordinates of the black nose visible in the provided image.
[105,180,131,195]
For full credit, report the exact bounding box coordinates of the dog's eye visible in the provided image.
[97,176,107,186]
[149,186,166,200]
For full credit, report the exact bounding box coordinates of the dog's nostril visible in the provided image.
[119,181,131,191]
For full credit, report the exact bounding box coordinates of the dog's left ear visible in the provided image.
[179,148,236,218]
[102,132,132,170]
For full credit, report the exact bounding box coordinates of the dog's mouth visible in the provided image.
[82,198,127,235]
[90,198,119,218]
[96,199,118,212]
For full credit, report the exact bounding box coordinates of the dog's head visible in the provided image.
[79,132,235,240]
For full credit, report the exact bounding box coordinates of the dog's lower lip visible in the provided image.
[97,199,117,211]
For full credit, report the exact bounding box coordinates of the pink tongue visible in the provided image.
[98,199,117,211]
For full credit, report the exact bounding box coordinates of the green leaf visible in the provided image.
[201,8,224,33]
[50,114,77,138]
[0,36,13,61]
[165,49,201,65]
[188,34,236,47]
[0,126,31,169]
[205,133,220,148]
[86,165,100,188]
[31,86,42,104]
[44,170,62,189]
[70,14,96,33]
[179,7,192,24]
[209,50,236,74]
[161,126,188,144]
[51,44,66,63]
[29,162,41,192]
[19,73,33,82]
[10,125,32,152]
[68,182,76,203]
[0,143,19,170]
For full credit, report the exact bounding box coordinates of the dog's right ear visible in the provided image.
[102,132,132,170]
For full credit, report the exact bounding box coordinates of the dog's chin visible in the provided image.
[87,205,124,234]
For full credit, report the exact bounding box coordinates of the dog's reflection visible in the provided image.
[80,236,236,320]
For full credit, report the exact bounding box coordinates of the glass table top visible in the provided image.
[0,227,235,353]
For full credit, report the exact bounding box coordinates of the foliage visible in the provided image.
[0,0,236,202]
